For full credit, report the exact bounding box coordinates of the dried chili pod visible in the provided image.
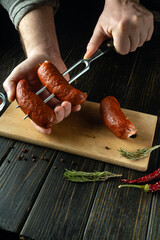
[121,167,160,184]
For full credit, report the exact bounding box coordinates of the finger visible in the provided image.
[54,105,65,124]
[3,64,26,102]
[138,30,148,47]
[146,23,154,41]
[3,79,17,102]
[30,120,52,135]
[113,32,131,55]
[84,25,106,59]
[61,101,72,118]
[129,34,140,52]
[72,104,81,112]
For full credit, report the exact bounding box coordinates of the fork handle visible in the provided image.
[99,38,114,54]
[87,39,114,64]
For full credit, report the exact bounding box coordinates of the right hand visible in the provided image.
[84,0,154,58]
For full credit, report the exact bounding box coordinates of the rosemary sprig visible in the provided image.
[64,169,122,182]
[118,145,160,160]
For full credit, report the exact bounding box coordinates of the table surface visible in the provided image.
[1,1,160,240]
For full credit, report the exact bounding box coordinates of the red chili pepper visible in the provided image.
[121,167,160,184]
[118,181,160,192]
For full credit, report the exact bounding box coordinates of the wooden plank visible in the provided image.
[20,153,105,240]
[146,193,160,240]
[0,141,57,232]
[0,101,157,171]
[82,165,152,240]
[0,137,15,166]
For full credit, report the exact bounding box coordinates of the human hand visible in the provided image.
[84,0,154,58]
[3,54,81,134]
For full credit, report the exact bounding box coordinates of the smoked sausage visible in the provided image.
[37,61,87,105]
[100,96,137,139]
[16,79,55,128]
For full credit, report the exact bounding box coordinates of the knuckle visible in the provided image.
[118,20,129,33]
[132,15,139,26]
[118,15,140,32]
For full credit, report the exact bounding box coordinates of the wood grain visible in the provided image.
[20,153,105,240]
[0,100,157,171]
[0,142,57,232]
[0,1,160,240]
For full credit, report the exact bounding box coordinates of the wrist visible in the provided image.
[27,46,61,61]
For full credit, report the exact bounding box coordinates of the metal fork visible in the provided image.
[22,39,113,120]
[0,93,6,112]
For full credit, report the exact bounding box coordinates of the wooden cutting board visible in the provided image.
[0,101,157,171]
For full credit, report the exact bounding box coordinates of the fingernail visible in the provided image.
[83,53,88,59]
[83,52,92,60]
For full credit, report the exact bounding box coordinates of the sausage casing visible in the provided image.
[37,61,87,105]
[100,96,137,139]
[16,79,55,128]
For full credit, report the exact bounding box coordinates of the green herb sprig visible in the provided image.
[64,169,122,182]
[118,145,160,160]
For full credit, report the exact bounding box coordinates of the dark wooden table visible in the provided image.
[1,1,160,240]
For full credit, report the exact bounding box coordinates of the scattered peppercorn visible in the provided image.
[105,146,110,150]
[18,156,21,161]
[22,148,28,153]
[54,166,57,169]
[7,159,10,163]
[32,154,36,158]
[24,158,28,161]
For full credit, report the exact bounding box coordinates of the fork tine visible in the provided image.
[62,59,84,76]
[68,65,89,84]
[36,85,46,95]
[44,93,54,103]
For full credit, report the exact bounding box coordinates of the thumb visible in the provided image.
[84,26,106,59]
[3,79,17,102]
[3,61,26,102]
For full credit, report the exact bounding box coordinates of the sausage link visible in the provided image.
[16,79,55,128]
[37,61,87,105]
[100,96,137,139]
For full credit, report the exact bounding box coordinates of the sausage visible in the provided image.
[16,79,55,128]
[100,96,137,139]
[37,61,87,105]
